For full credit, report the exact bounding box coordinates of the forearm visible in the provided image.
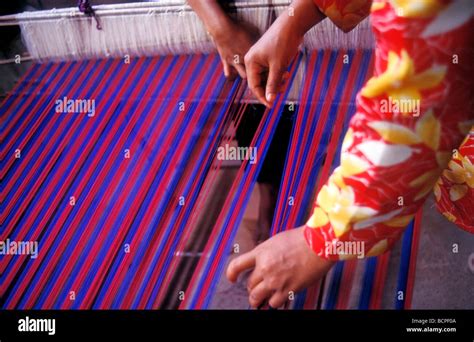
[187,0,233,40]
[273,0,326,38]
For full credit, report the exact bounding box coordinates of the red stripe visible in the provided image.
[273,52,319,231]
[127,98,231,307]
[132,73,236,309]
[153,93,248,307]
[302,51,370,309]
[0,63,44,126]
[1,62,93,238]
[87,54,202,308]
[404,210,422,309]
[19,57,143,308]
[303,282,322,309]
[71,56,222,309]
[1,63,64,161]
[2,58,117,304]
[292,51,363,231]
[0,60,119,293]
[335,260,357,309]
[183,60,299,308]
[281,50,344,226]
[369,253,390,309]
[1,63,49,135]
[4,58,135,307]
[117,56,224,309]
[36,57,166,309]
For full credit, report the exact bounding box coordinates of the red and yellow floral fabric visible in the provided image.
[435,130,474,233]
[305,0,474,260]
[312,0,372,32]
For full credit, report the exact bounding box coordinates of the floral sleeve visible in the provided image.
[435,129,474,233]
[312,0,372,32]
[304,0,474,260]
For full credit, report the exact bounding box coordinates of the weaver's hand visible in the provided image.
[187,0,259,80]
[211,21,259,80]
[244,0,325,107]
[244,17,302,107]
[226,226,334,309]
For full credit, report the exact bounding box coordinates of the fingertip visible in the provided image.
[266,93,276,103]
[253,89,269,108]
[226,261,237,283]
[263,97,273,108]
[268,293,286,309]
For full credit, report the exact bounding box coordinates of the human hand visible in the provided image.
[243,16,303,107]
[226,226,334,308]
[244,0,325,107]
[211,20,259,80]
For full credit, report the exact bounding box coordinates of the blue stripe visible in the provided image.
[14,58,137,308]
[1,63,42,130]
[358,257,377,310]
[45,58,160,309]
[189,55,303,309]
[395,220,414,310]
[2,60,118,309]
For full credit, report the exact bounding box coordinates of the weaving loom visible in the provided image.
[1,1,421,310]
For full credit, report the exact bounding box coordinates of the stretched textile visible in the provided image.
[2,50,425,309]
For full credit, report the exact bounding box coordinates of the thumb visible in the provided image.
[265,65,286,105]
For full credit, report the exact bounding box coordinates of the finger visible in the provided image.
[249,282,273,309]
[278,71,290,93]
[222,59,230,78]
[265,65,286,105]
[247,65,269,106]
[234,62,247,79]
[223,61,237,80]
[268,291,288,309]
[247,269,263,291]
[245,58,270,107]
[226,250,256,283]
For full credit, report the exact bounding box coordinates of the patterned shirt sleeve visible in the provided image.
[435,128,474,234]
[312,0,371,32]
[304,0,474,260]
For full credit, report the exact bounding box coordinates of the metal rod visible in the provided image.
[0,54,33,65]
[0,1,290,27]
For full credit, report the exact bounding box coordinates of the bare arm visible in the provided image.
[244,0,326,106]
[187,0,233,40]
[187,0,259,79]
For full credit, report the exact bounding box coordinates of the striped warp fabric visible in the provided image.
[1,54,241,309]
[1,51,421,309]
